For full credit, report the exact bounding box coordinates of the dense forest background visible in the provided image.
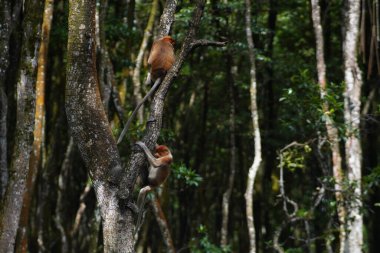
[0,0,379,252]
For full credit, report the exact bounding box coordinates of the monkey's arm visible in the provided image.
[116,78,162,144]
[135,141,162,167]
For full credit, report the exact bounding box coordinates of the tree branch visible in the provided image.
[118,0,225,200]
[190,39,227,49]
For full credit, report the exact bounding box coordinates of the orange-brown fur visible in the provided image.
[116,37,175,145]
[150,145,172,187]
[147,36,175,80]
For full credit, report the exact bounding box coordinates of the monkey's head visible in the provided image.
[155,145,172,159]
[161,36,175,45]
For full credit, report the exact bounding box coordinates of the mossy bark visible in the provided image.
[0,0,44,251]
[66,0,133,251]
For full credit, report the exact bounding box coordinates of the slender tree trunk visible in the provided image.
[244,0,262,252]
[262,0,277,245]
[0,0,11,199]
[150,195,176,253]
[342,1,363,252]
[310,1,346,252]
[220,55,237,247]
[55,138,75,253]
[15,1,54,252]
[0,0,43,251]
[132,0,158,124]
[66,0,133,251]
[88,209,101,252]
[97,0,112,112]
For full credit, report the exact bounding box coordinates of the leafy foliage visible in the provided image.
[172,163,202,187]
[189,225,231,253]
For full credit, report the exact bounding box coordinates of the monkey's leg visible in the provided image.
[134,186,152,236]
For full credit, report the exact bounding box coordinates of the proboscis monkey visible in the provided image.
[117,36,175,144]
[134,141,173,234]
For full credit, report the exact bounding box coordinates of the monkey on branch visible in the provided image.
[117,36,175,144]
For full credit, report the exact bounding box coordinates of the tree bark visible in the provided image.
[0,0,11,199]
[66,0,133,251]
[261,0,277,245]
[244,0,263,252]
[97,0,112,112]
[132,0,158,124]
[150,195,176,253]
[0,0,43,251]
[15,1,54,252]
[342,1,363,252]
[310,1,346,252]
[55,138,75,253]
[220,55,237,248]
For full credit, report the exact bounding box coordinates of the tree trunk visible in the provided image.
[342,1,363,252]
[310,1,346,252]
[220,55,237,247]
[0,0,11,199]
[15,1,54,252]
[261,0,277,245]
[96,0,112,113]
[0,0,44,251]
[55,138,75,253]
[244,0,263,252]
[150,195,176,253]
[66,0,133,251]
[132,0,158,124]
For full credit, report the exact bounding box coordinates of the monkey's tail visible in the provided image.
[117,78,162,144]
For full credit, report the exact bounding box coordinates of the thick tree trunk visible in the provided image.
[66,0,133,251]
[342,1,363,252]
[15,1,54,252]
[0,0,43,251]
[244,0,262,252]
[310,1,346,252]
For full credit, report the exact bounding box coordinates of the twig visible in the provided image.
[70,183,92,236]
[274,140,326,252]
